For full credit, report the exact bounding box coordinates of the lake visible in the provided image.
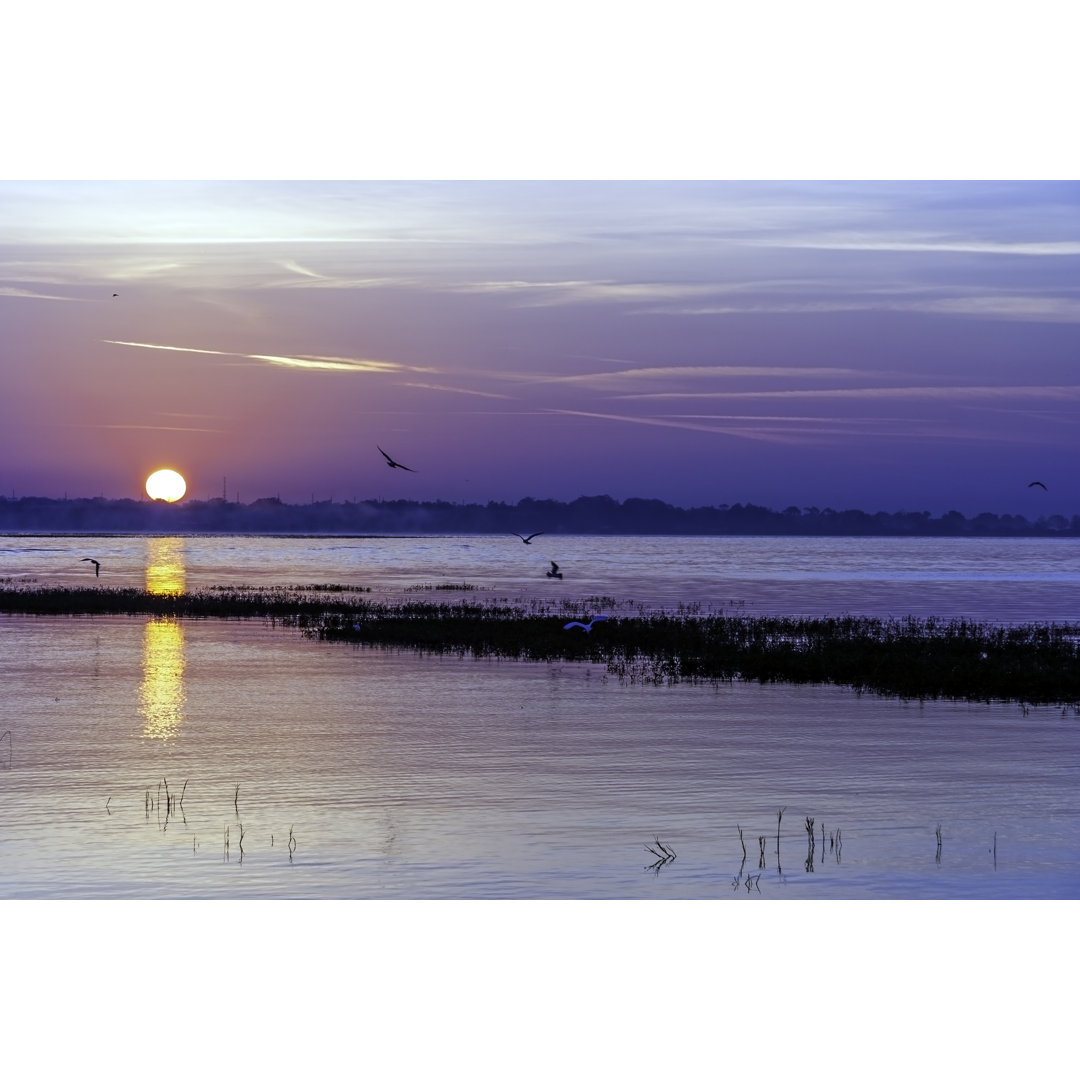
[2,533,1079,898]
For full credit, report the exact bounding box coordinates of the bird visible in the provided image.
[546,561,563,579]
[80,558,101,576]
[377,446,416,472]
[563,615,609,632]
[512,532,544,544]
[112,293,118,298]
[1028,481,1048,491]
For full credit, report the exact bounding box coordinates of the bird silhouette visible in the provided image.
[377,446,416,472]
[1028,481,1048,490]
[513,532,544,544]
[80,558,101,576]
[112,293,118,298]
[563,615,609,632]
[546,561,563,579]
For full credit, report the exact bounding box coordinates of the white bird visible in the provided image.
[80,557,101,577]
[512,531,544,544]
[563,615,609,632]
[546,561,563,579]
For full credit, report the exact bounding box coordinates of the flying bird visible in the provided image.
[377,446,416,472]
[1028,481,1048,490]
[512,532,544,544]
[563,615,609,632]
[112,293,118,298]
[80,558,101,576]
[546,561,563,579]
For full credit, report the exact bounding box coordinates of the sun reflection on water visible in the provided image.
[140,617,186,740]
[145,536,186,595]
[141,537,187,739]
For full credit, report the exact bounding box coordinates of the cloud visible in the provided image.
[104,339,425,374]
[636,292,1080,323]
[748,236,1080,256]
[504,364,863,388]
[399,382,513,399]
[618,384,1080,402]
[0,285,85,301]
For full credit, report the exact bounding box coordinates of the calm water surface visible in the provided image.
[2,533,1079,898]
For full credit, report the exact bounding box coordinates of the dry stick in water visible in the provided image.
[0,729,11,768]
[234,784,240,815]
[737,825,747,860]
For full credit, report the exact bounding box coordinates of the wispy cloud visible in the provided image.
[748,236,1080,256]
[640,293,1080,322]
[104,339,427,374]
[400,382,513,399]
[0,285,85,301]
[503,364,864,388]
[69,423,225,433]
[619,384,1080,402]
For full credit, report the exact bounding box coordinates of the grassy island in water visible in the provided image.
[3,584,1079,707]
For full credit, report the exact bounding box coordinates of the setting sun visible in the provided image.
[145,468,187,502]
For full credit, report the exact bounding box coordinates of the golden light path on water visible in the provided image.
[140,537,187,740]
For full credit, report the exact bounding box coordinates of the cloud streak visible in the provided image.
[104,339,427,374]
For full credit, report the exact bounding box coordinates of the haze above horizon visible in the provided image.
[3,180,1078,517]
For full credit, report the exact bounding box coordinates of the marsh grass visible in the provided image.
[7,584,1080,704]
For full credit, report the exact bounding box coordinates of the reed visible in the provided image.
[9,583,1080,703]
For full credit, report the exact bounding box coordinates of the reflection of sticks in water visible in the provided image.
[238,822,245,862]
[835,827,842,863]
[758,835,767,869]
[804,817,816,873]
[288,826,297,861]
[991,831,997,869]
[644,837,676,873]
[776,807,785,873]
[737,824,746,860]
[0,729,11,768]
[224,824,231,862]
[935,824,943,864]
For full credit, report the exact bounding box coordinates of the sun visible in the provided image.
[146,468,187,502]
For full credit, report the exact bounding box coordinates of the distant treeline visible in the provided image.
[1,493,1077,537]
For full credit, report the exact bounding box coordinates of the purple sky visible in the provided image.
[2,180,1078,515]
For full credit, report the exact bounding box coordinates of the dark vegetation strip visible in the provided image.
[3,585,1080,705]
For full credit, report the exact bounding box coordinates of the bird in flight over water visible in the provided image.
[377,446,416,472]
[1028,481,1048,490]
[563,615,609,632]
[513,532,544,544]
[546,561,563,579]
[80,558,101,576]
